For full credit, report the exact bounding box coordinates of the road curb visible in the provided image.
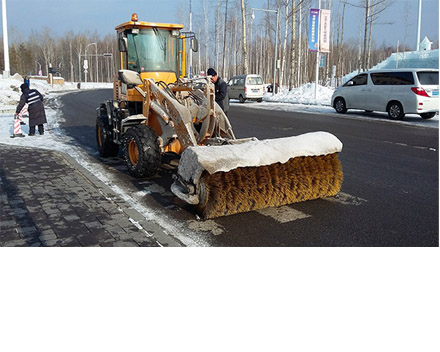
[59,152,184,247]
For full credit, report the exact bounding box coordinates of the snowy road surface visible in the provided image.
[1,78,438,246]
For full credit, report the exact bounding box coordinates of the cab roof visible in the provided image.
[115,21,184,32]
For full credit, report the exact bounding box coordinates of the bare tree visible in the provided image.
[222,0,229,76]
[215,0,221,69]
[280,0,290,88]
[202,0,209,71]
[351,0,393,70]
[240,0,248,73]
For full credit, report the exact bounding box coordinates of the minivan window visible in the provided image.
[417,71,439,85]
[344,74,367,86]
[371,72,414,85]
[247,76,263,85]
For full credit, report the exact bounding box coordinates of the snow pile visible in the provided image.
[372,49,439,70]
[0,74,112,111]
[341,49,439,84]
[264,83,334,106]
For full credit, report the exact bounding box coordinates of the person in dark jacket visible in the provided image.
[207,68,229,115]
[15,83,47,136]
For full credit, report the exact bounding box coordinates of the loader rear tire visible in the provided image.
[96,116,119,157]
[122,125,161,178]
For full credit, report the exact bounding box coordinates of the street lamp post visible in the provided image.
[36,61,42,76]
[2,0,10,78]
[251,7,279,96]
[85,42,97,82]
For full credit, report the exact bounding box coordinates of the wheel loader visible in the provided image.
[96,13,343,219]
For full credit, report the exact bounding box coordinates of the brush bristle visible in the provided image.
[196,153,343,219]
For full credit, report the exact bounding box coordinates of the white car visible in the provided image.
[331,69,439,120]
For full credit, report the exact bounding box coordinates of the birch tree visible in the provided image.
[352,0,392,70]
[215,0,221,68]
[280,0,289,88]
[222,0,229,76]
[202,0,209,70]
[240,0,248,73]
[288,0,307,89]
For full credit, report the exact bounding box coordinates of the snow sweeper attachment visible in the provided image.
[171,132,343,219]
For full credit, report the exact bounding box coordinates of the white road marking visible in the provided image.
[257,206,311,223]
[186,192,366,232]
[383,140,437,152]
[324,192,367,206]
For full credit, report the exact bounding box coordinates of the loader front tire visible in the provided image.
[96,116,119,157]
[122,125,161,178]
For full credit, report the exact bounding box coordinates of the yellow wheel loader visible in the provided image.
[96,13,343,219]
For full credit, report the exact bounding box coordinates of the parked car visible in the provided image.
[331,68,439,120]
[228,74,265,103]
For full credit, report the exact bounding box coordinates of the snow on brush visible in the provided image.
[178,132,342,183]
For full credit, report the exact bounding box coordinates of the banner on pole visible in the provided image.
[308,8,320,52]
[320,9,331,52]
[320,53,325,67]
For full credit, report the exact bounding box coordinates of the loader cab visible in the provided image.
[116,15,185,85]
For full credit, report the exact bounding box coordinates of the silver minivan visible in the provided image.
[331,69,439,120]
[228,74,265,103]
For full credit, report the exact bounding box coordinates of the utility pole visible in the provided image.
[252,7,279,96]
[2,0,10,78]
[416,0,422,51]
[314,0,321,100]
[189,0,193,78]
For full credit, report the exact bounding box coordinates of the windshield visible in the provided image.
[127,28,178,74]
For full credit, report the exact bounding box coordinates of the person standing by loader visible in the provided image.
[15,83,47,136]
[207,68,229,115]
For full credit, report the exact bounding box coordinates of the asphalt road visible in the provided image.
[59,89,439,246]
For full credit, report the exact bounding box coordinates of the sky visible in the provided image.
[1,0,439,50]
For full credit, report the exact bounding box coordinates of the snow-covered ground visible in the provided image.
[0,75,437,245]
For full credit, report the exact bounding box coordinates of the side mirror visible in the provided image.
[192,38,199,52]
[118,37,128,52]
[346,81,354,86]
[118,70,143,86]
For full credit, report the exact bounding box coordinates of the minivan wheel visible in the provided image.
[334,98,347,113]
[420,112,436,120]
[387,102,404,120]
[239,94,245,103]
